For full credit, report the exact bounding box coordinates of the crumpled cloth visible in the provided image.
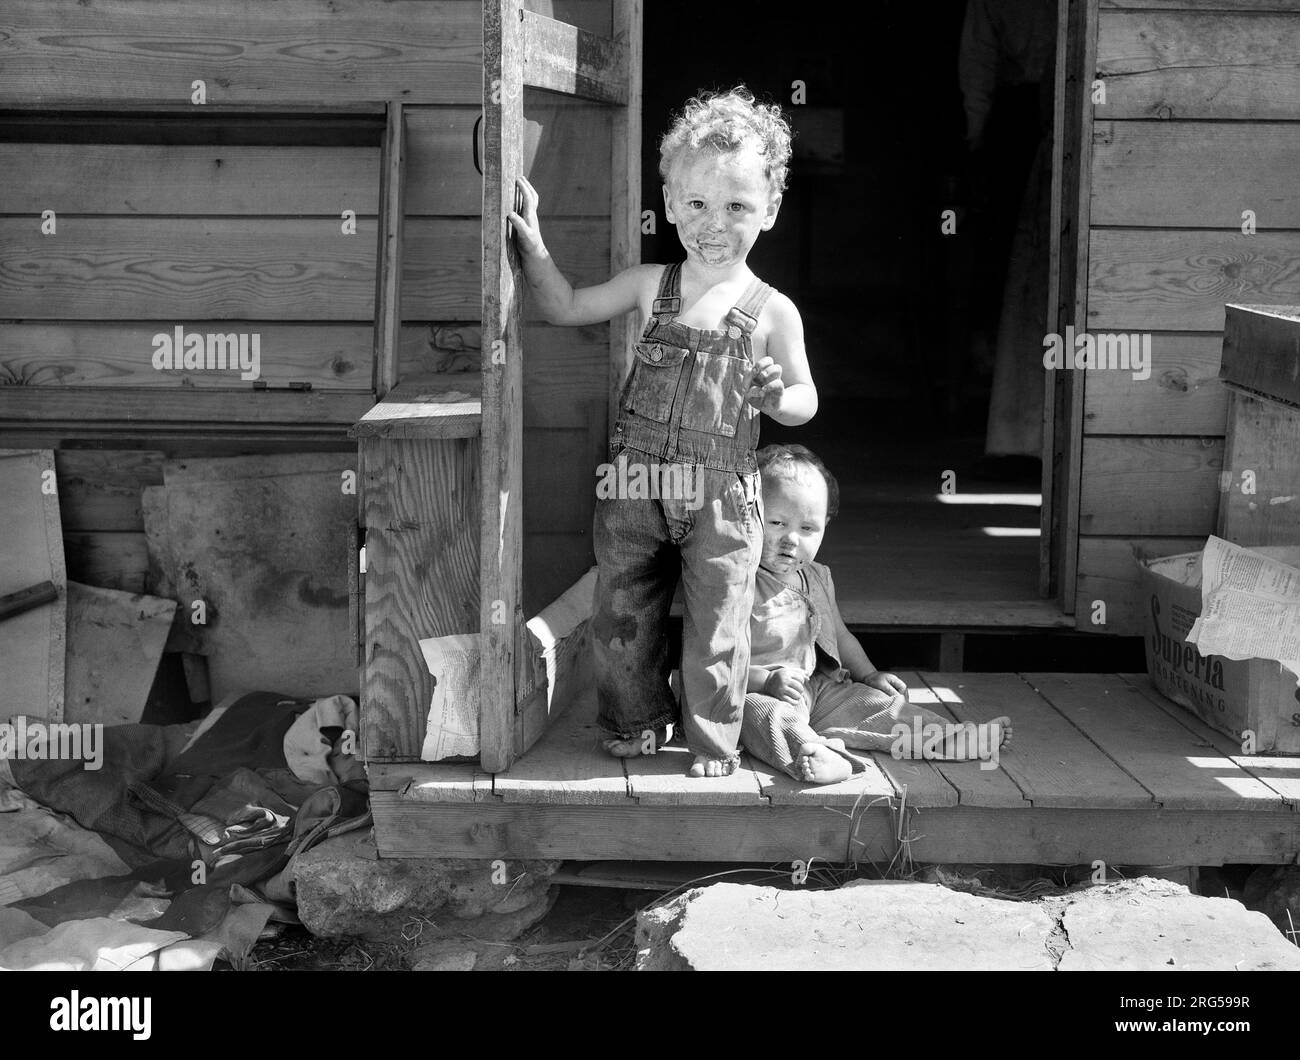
[1,691,368,971]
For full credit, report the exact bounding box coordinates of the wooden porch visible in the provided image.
[369,671,1300,866]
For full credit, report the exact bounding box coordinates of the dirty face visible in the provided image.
[760,469,827,574]
[662,144,781,270]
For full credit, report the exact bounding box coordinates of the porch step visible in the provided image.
[369,672,1300,864]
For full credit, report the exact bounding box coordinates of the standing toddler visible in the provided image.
[509,87,816,777]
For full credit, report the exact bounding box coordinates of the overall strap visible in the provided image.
[651,262,682,316]
[725,277,775,336]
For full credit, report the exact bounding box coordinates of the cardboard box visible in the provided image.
[1139,548,1300,754]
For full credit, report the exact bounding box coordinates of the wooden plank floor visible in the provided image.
[371,672,1300,865]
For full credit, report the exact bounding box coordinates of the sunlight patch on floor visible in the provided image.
[934,493,1042,506]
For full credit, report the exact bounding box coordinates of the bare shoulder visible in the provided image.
[762,290,805,335]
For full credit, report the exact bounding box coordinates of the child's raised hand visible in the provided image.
[747,356,785,414]
[507,175,546,257]
[864,670,908,697]
[762,667,807,706]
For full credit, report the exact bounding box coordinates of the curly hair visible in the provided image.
[757,444,840,522]
[658,86,793,195]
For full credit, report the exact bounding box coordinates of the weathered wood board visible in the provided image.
[1088,231,1300,332]
[1091,121,1300,228]
[1027,672,1279,810]
[1082,334,1228,436]
[1098,10,1300,119]
[63,581,175,726]
[1218,391,1300,546]
[0,323,375,390]
[0,218,607,322]
[0,450,66,721]
[0,1,486,106]
[359,436,479,761]
[937,673,1153,809]
[161,454,359,702]
[1079,436,1222,536]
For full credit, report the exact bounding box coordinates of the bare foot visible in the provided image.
[602,726,666,758]
[985,716,1013,755]
[688,755,739,778]
[794,741,852,784]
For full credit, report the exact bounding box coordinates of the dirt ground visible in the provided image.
[234,884,657,972]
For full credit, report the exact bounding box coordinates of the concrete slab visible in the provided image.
[636,877,1300,971]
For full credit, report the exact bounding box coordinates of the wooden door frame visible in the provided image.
[1042,0,1097,613]
[479,0,641,773]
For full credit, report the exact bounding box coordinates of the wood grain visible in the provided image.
[913,673,1032,809]
[0,323,374,390]
[862,673,959,809]
[371,796,1300,864]
[350,376,482,439]
[1088,230,1300,332]
[0,387,373,428]
[1079,435,1222,535]
[0,143,379,215]
[1083,333,1228,436]
[0,108,608,218]
[360,436,479,761]
[1027,672,1278,809]
[1056,0,1100,615]
[0,0,485,105]
[0,449,66,721]
[478,0,527,773]
[520,8,628,103]
[608,0,642,437]
[947,673,1153,809]
[1120,673,1300,807]
[1091,121,1300,228]
[396,324,608,428]
[373,103,406,398]
[0,217,608,322]
[1221,303,1300,409]
[494,684,629,804]
[1218,391,1300,545]
[405,103,611,217]
[1097,10,1300,118]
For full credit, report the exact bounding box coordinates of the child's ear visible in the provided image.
[662,183,677,224]
[760,193,783,231]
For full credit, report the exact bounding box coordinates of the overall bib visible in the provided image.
[592,262,773,764]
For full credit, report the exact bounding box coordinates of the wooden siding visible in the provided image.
[1075,3,1300,634]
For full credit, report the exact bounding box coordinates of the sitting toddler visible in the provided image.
[741,444,1013,783]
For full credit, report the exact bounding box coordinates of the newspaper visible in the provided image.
[1187,536,1300,683]
[418,633,481,760]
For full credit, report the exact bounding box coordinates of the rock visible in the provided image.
[291,830,560,941]
[412,947,478,972]
[635,876,1300,971]
[1055,877,1298,970]
[637,880,1055,971]
[1243,865,1300,943]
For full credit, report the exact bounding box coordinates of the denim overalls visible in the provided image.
[592,262,773,765]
